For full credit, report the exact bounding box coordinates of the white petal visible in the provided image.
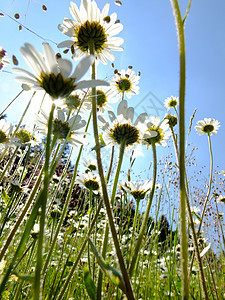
[57,40,74,48]
[76,79,109,89]
[117,100,127,116]
[70,2,82,24]
[12,68,37,80]
[72,55,95,80]
[57,59,72,78]
[43,43,58,75]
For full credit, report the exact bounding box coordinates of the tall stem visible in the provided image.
[169,1,189,298]
[129,142,157,276]
[89,40,135,299]
[34,103,54,300]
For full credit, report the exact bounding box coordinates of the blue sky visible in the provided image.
[0,0,225,176]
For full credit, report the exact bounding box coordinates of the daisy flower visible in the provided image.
[0,119,18,150]
[110,67,140,99]
[76,172,101,194]
[35,108,88,147]
[121,180,152,202]
[195,118,220,135]
[86,86,117,113]
[142,116,170,148]
[82,156,98,172]
[98,100,155,147]
[58,0,124,64]
[13,43,108,99]
[13,125,41,146]
[164,96,179,110]
[54,90,90,113]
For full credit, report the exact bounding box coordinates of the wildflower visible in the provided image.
[165,113,177,128]
[76,172,101,194]
[195,118,220,135]
[121,180,152,201]
[164,96,179,110]
[13,125,41,146]
[35,108,88,147]
[110,68,140,99]
[83,157,98,172]
[87,86,117,113]
[58,0,123,64]
[0,119,18,150]
[13,43,108,99]
[98,100,154,147]
[54,90,90,112]
[216,195,225,203]
[142,116,170,148]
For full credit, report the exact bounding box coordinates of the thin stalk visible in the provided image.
[128,199,140,266]
[97,141,125,299]
[56,198,103,300]
[0,164,43,261]
[197,134,213,235]
[42,113,91,274]
[0,89,24,118]
[89,39,134,299]
[169,1,189,298]
[171,123,209,298]
[33,103,54,300]
[129,142,157,277]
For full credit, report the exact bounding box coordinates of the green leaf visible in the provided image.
[13,273,34,282]
[88,238,126,293]
[2,189,10,204]
[83,267,97,300]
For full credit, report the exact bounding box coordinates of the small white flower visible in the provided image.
[110,68,140,99]
[58,0,123,64]
[0,119,18,150]
[142,116,170,148]
[164,96,179,110]
[76,172,101,194]
[86,86,118,113]
[121,179,153,201]
[195,118,220,135]
[13,43,108,99]
[98,100,154,147]
[35,108,88,147]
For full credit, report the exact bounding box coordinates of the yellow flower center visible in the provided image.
[110,123,139,146]
[144,126,163,145]
[76,21,107,53]
[15,130,31,143]
[39,72,76,99]
[0,130,8,143]
[53,119,71,139]
[202,124,214,133]
[117,78,131,92]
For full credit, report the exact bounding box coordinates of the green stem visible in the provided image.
[129,142,157,276]
[169,1,189,298]
[197,134,213,235]
[42,113,91,274]
[56,198,103,300]
[33,103,55,300]
[128,199,140,266]
[0,89,24,118]
[97,141,125,299]
[89,39,135,299]
[171,124,209,298]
